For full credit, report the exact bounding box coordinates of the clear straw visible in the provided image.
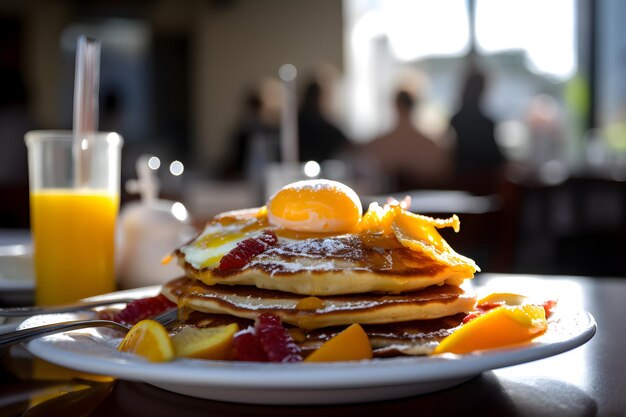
[73,36,101,187]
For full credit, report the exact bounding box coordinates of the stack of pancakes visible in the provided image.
[161,203,479,357]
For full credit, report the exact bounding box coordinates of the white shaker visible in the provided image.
[117,155,195,289]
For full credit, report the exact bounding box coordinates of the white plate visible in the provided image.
[23,290,596,405]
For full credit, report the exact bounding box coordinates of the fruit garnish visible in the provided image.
[464,294,557,323]
[232,329,269,362]
[478,292,529,306]
[118,319,174,362]
[172,324,238,360]
[462,292,529,324]
[541,299,557,317]
[433,304,548,355]
[295,297,325,311]
[305,323,372,362]
[101,294,176,325]
[255,313,303,363]
[232,313,303,362]
[462,303,503,324]
[218,230,278,271]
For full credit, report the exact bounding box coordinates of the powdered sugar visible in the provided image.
[245,235,368,274]
[265,235,364,259]
[246,259,346,274]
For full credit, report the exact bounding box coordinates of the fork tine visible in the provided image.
[153,307,178,327]
[1,305,179,349]
[0,298,136,317]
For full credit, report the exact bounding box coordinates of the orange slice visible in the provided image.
[171,324,238,360]
[478,292,529,306]
[433,304,548,355]
[118,319,174,362]
[305,323,372,362]
[295,297,325,311]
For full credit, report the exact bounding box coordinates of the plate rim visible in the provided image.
[25,309,596,390]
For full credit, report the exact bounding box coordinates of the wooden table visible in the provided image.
[0,274,623,417]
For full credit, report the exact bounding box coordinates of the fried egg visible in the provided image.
[180,216,265,269]
[267,179,362,233]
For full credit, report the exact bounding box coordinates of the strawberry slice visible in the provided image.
[462,301,505,324]
[255,313,303,363]
[232,313,303,363]
[542,299,557,317]
[100,294,176,325]
[218,230,278,271]
[232,328,269,362]
[461,312,480,324]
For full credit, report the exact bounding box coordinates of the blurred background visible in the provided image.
[0,0,624,277]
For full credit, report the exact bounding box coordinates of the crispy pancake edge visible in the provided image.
[161,277,476,330]
[182,262,471,296]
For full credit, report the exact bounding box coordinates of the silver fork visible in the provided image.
[0,298,137,317]
[0,307,178,348]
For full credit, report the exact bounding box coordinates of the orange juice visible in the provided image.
[30,190,119,305]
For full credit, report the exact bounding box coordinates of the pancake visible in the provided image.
[161,181,483,360]
[178,231,474,295]
[162,276,476,330]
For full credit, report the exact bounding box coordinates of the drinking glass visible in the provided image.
[25,130,123,305]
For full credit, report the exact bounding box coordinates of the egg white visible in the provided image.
[180,221,262,270]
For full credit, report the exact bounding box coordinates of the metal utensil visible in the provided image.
[0,307,178,348]
[0,298,136,317]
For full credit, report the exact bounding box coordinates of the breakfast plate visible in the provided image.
[22,286,596,405]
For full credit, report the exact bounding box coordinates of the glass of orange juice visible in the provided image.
[25,130,123,306]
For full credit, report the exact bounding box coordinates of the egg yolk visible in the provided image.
[267,180,362,233]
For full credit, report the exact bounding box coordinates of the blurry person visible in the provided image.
[298,78,350,162]
[362,89,451,192]
[449,66,505,194]
[224,78,282,180]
